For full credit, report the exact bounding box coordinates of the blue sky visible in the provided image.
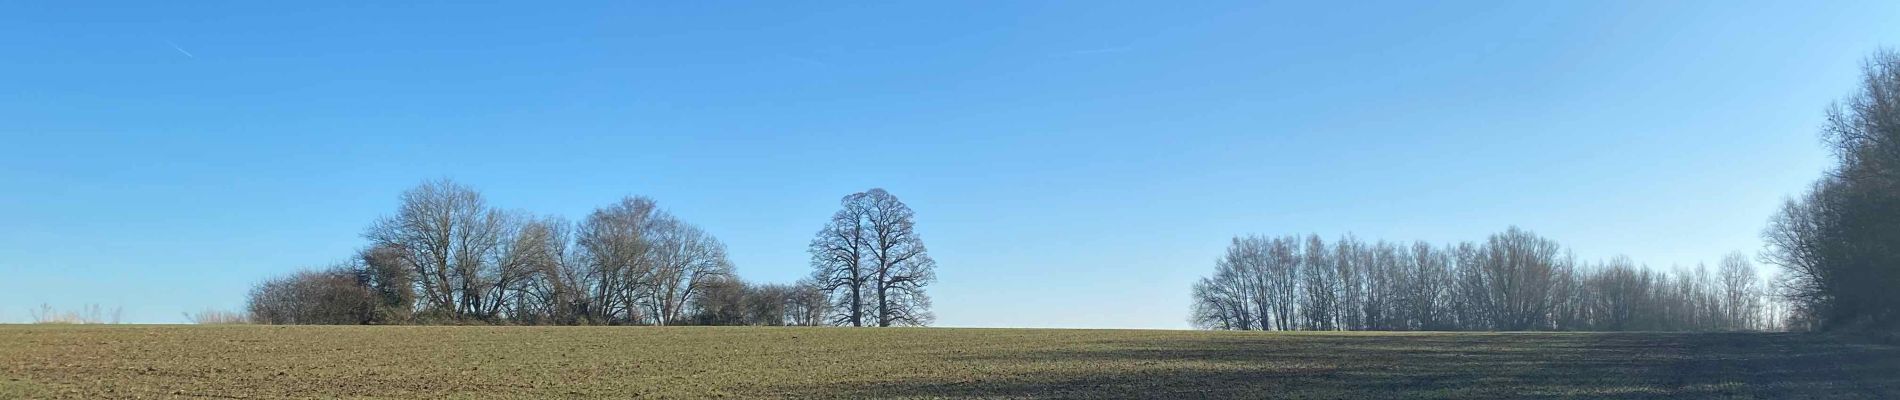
[2,1,1896,327]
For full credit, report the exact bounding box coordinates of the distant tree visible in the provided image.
[1586,257,1652,331]
[1717,253,1763,331]
[687,276,748,326]
[1190,278,1236,330]
[1408,242,1453,330]
[1335,236,1366,330]
[1478,227,1559,330]
[1264,236,1301,331]
[363,179,519,322]
[29,304,123,324]
[1361,241,1398,330]
[642,213,734,325]
[1545,253,1585,331]
[810,192,872,326]
[518,216,584,325]
[808,189,937,327]
[247,266,373,325]
[1299,235,1338,330]
[745,283,792,326]
[861,189,937,327]
[787,278,831,326]
[356,244,416,324]
[1213,237,1264,330]
[183,309,249,325]
[574,197,662,324]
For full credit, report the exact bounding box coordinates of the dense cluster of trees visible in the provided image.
[246,180,933,327]
[1190,227,1772,332]
[1764,50,1900,332]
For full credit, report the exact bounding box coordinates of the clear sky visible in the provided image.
[2,1,1897,327]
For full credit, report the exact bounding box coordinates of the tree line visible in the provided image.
[1190,227,1772,332]
[1196,49,1900,334]
[246,180,934,327]
[1763,49,1900,332]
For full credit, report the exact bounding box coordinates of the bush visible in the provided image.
[246,266,374,325]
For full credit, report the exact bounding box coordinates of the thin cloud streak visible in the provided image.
[1053,46,1134,57]
[166,40,195,58]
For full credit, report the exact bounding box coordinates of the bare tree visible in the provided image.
[1361,241,1398,330]
[521,216,590,325]
[787,277,831,326]
[1335,236,1366,330]
[1407,242,1453,330]
[1190,278,1237,330]
[745,283,792,326]
[1718,252,1763,331]
[1477,227,1558,330]
[1586,256,1651,331]
[1299,234,1338,330]
[1264,236,1301,331]
[861,189,937,327]
[247,266,373,325]
[687,275,748,325]
[575,197,661,324]
[363,179,516,322]
[1216,237,1265,330]
[1546,252,1585,331]
[643,213,734,325]
[810,192,872,326]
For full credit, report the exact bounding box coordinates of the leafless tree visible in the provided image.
[643,213,734,325]
[1190,278,1236,330]
[1263,236,1301,331]
[687,275,748,325]
[574,196,661,324]
[787,278,831,326]
[1718,252,1763,331]
[1334,236,1366,330]
[1362,241,1400,330]
[1216,237,1265,330]
[1299,234,1338,330]
[1477,227,1558,330]
[363,179,517,322]
[1407,242,1454,330]
[1585,256,1650,330]
[745,283,792,326]
[247,266,373,325]
[807,189,937,327]
[810,192,872,326]
[861,189,937,327]
[518,216,589,325]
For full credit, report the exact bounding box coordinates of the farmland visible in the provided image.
[1,326,1895,399]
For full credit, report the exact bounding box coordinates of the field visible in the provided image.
[1,326,1896,399]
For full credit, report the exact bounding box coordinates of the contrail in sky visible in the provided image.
[166,40,195,58]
